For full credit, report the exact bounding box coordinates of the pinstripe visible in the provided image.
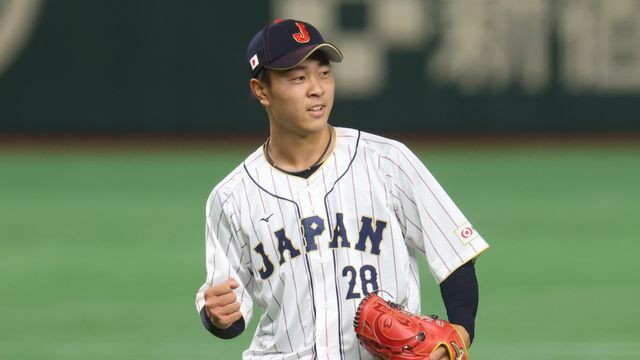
[307,174,331,354]
[242,177,284,310]
[389,191,408,235]
[207,170,243,216]
[394,181,464,263]
[318,166,334,356]
[363,137,459,226]
[382,144,462,272]
[197,128,488,359]
[403,207,451,273]
[388,223,400,299]
[380,153,400,299]
[321,131,360,360]
[251,175,303,360]
[206,226,217,287]
[213,193,237,236]
[240,177,284,355]
[235,249,251,325]
[251,171,287,298]
[271,168,314,359]
[332,153,363,360]
[408,258,419,291]
[252,170,287,291]
[225,232,233,278]
[283,175,317,360]
[323,169,344,360]
[246,150,264,166]
[282,174,313,345]
[230,193,242,222]
[393,183,417,206]
[382,156,466,261]
[208,196,236,286]
[264,312,280,353]
[245,171,297,353]
[362,147,383,293]
[348,145,365,268]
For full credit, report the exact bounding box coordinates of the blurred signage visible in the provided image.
[0,0,44,78]
[274,0,640,97]
[1,0,638,132]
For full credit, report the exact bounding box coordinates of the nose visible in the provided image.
[307,75,325,97]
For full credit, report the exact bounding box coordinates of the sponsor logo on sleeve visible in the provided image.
[454,222,478,245]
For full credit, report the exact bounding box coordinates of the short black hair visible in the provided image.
[307,50,330,65]
[255,68,271,87]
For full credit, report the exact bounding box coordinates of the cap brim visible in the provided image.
[265,43,343,70]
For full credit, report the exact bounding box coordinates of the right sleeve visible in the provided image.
[195,189,254,338]
[387,143,489,283]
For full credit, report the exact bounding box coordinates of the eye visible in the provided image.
[320,68,332,78]
[291,75,305,82]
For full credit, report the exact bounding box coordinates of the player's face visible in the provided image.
[263,58,335,136]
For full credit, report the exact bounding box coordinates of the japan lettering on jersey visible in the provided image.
[195,127,489,360]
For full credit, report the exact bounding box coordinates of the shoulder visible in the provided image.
[335,127,413,159]
[205,146,264,215]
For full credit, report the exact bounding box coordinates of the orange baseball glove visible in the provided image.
[353,293,468,360]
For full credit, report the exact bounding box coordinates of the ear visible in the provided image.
[249,78,270,107]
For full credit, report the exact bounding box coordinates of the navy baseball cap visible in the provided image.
[246,19,343,77]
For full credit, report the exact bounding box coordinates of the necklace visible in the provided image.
[265,126,334,173]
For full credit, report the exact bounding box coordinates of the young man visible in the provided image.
[196,19,489,360]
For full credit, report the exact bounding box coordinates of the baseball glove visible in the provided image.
[353,292,468,360]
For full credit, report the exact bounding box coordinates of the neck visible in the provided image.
[266,125,333,172]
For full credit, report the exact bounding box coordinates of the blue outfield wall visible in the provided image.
[1,0,639,133]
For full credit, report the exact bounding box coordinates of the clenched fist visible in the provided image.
[204,278,242,329]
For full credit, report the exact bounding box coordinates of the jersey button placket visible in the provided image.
[300,188,335,357]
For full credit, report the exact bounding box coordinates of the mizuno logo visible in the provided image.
[260,213,274,223]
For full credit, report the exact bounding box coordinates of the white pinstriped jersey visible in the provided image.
[196,127,489,360]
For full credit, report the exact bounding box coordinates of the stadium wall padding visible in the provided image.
[1,0,639,133]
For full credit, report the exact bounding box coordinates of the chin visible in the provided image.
[309,118,330,131]
[292,121,327,137]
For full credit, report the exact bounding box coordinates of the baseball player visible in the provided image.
[195,19,489,360]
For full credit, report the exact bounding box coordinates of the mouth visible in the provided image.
[307,104,326,118]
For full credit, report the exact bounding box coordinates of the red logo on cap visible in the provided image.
[292,22,310,43]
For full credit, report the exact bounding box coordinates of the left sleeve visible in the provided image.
[387,143,489,283]
[199,307,246,339]
[440,261,479,343]
[195,189,254,338]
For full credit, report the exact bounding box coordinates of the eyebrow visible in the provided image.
[286,65,306,73]
[286,62,332,74]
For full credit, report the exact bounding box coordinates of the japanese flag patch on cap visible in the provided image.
[250,54,259,70]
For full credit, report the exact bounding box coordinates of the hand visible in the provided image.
[204,278,242,329]
[452,324,471,348]
[429,325,470,360]
[429,346,449,360]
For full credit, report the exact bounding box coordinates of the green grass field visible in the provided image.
[1,142,639,359]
